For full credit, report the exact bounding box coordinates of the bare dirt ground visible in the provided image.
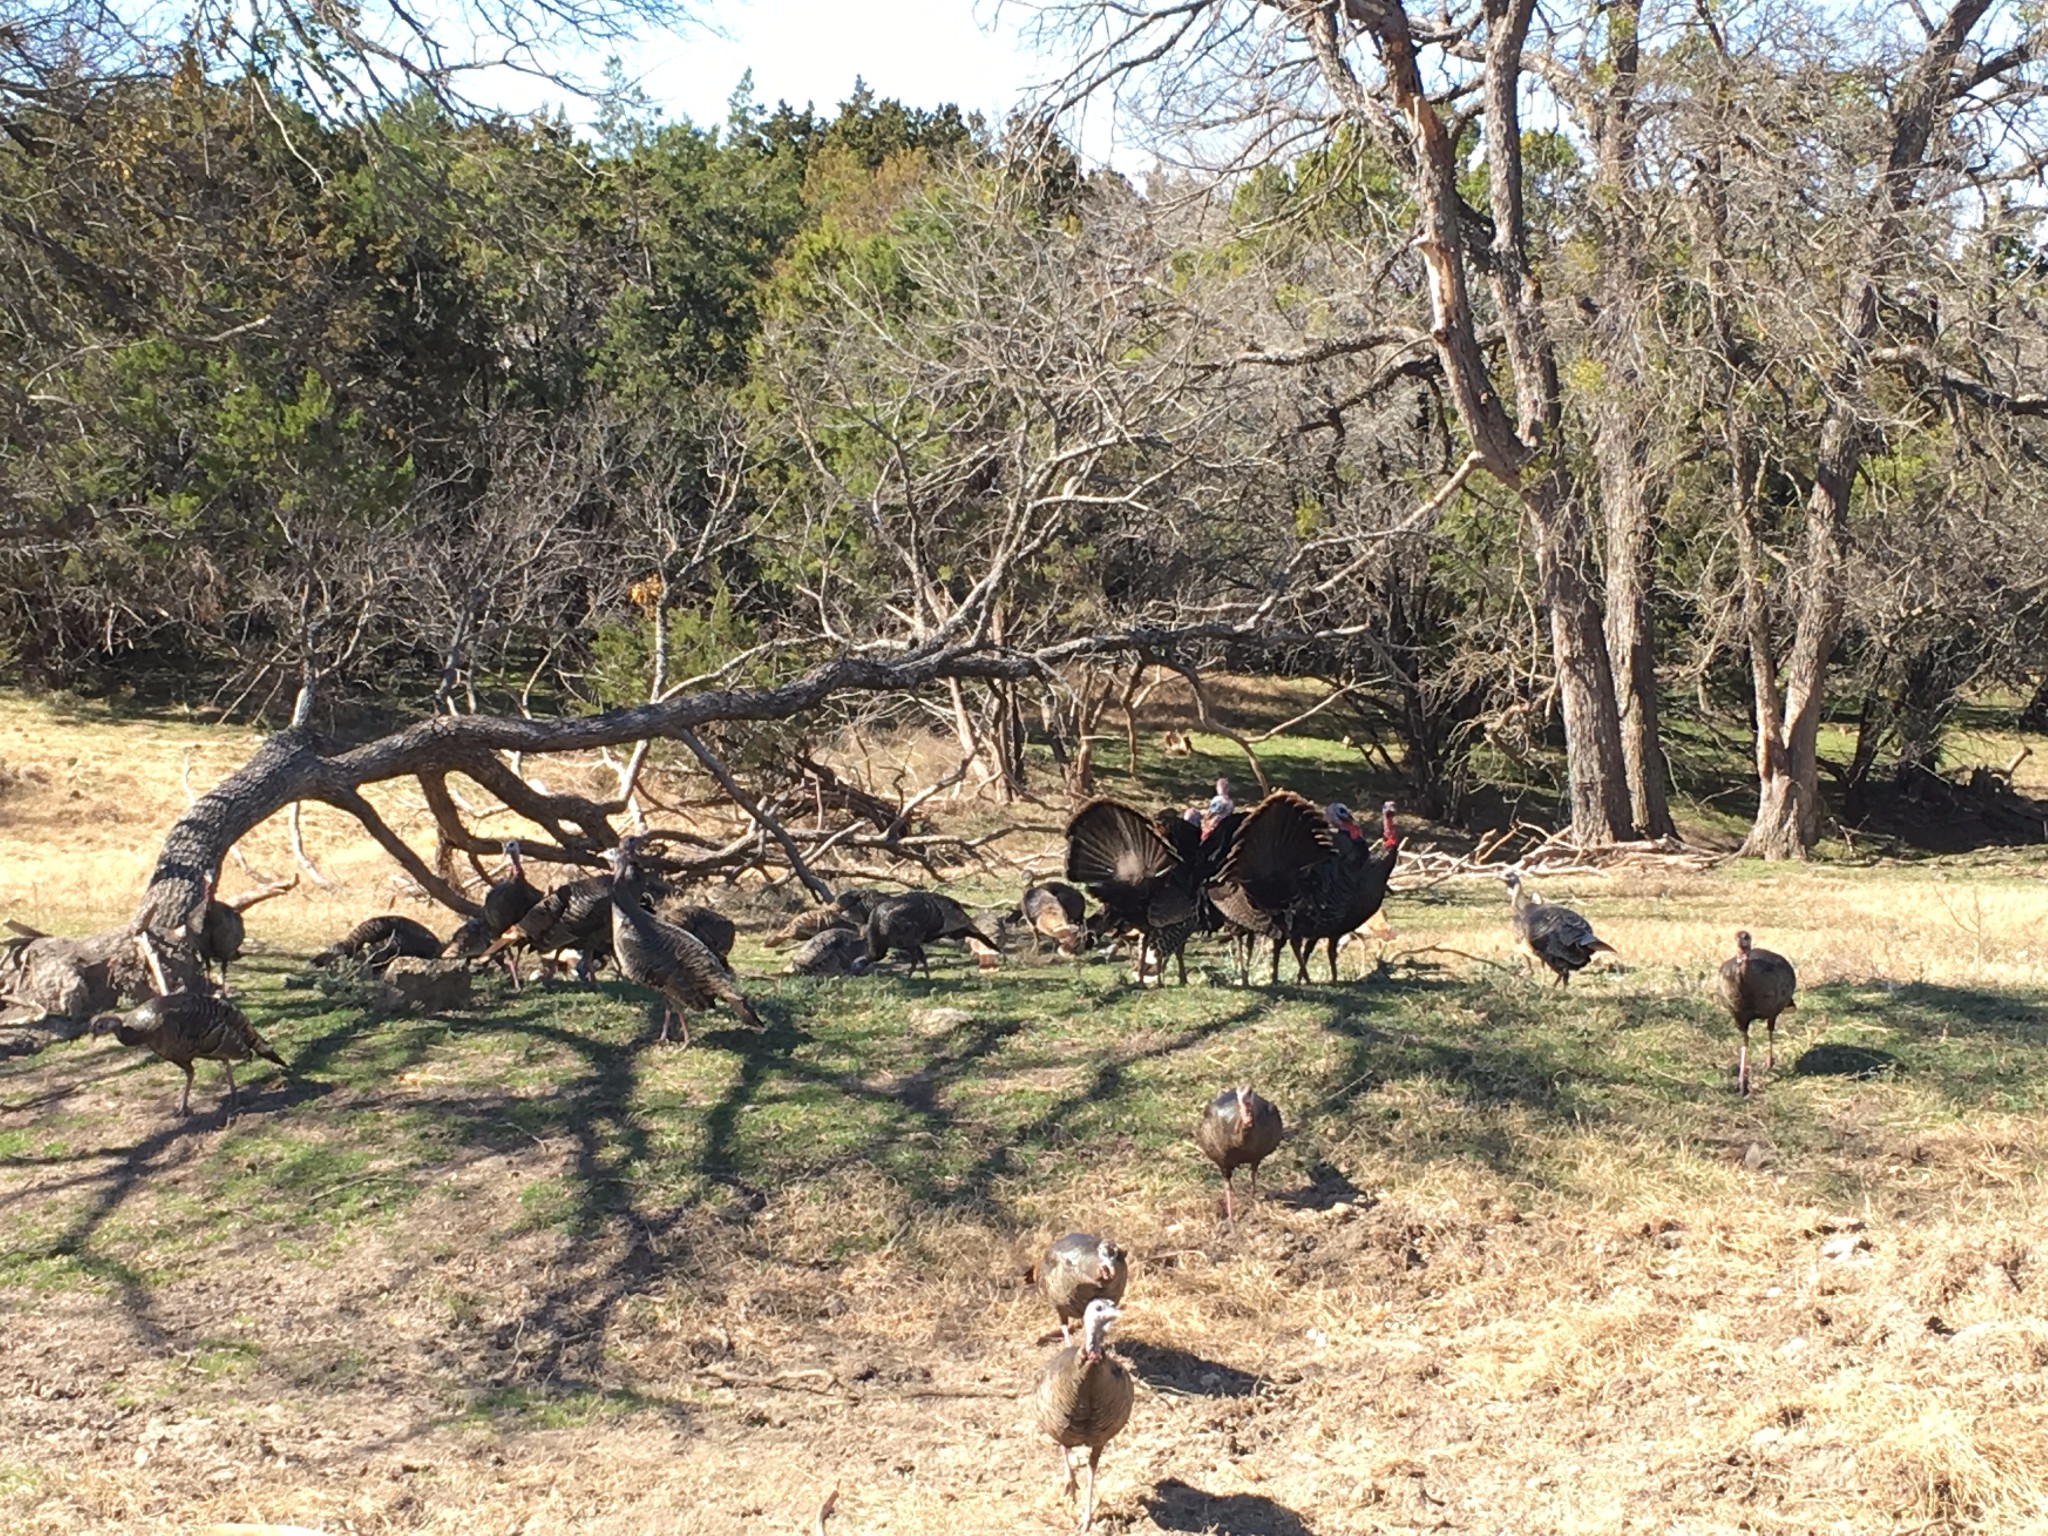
[4,694,2048,1535]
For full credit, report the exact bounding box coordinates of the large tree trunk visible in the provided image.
[1596,428,1672,837]
[1586,0,1673,839]
[1740,407,1853,859]
[1530,472,1636,840]
[1723,0,1993,857]
[1341,0,1633,844]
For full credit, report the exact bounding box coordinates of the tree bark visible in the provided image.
[1587,0,1673,838]
[1727,0,1995,857]
[1529,471,1637,839]
[1740,407,1852,859]
[1597,442,1672,836]
[1341,0,1634,843]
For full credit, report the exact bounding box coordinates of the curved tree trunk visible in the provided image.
[1740,408,1852,860]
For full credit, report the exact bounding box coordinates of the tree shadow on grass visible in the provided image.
[1812,980,2048,1045]
[1143,1478,1313,1535]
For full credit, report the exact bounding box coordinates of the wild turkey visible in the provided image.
[1064,799,1205,985]
[480,870,613,981]
[187,870,297,988]
[863,891,999,977]
[312,915,444,974]
[1195,1085,1283,1228]
[650,897,736,966]
[762,890,877,949]
[1202,776,1235,831]
[1503,870,1615,984]
[1210,795,1397,983]
[1034,1297,1134,1534]
[1718,930,1797,1094]
[1293,800,1399,981]
[441,916,494,961]
[1037,1233,1129,1344]
[1018,882,1090,956]
[606,839,761,1044]
[91,993,287,1117]
[194,897,244,988]
[482,840,542,938]
[782,927,873,977]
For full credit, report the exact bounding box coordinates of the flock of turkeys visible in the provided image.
[77,781,1806,1533]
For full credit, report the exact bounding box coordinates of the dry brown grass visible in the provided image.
[3,694,2048,1535]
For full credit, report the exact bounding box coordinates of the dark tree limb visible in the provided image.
[322,787,484,918]
[675,728,836,903]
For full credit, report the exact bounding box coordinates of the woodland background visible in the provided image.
[4,0,2048,858]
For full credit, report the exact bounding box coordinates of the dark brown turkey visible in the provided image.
[480,870,614,981]
[1718,930,1797,1094]
[1063,800,1211,985]
[1504,870,1615,984]
[606,839,761,1045]
[649,896,736,967]
[312,914,444,974]
[1195,1085,1283,1227]
[91,993,287,1117]
[862,891,998,977]
[482,840,543,938]
[1209,794,1398,983]
[1034,1298,1133,1534]
[184,870,296,989]
[1037,1233,1129,1343]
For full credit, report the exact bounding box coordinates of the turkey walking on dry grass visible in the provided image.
[1503,870,1615,984]
[606,839,761,1045]
[1195,1085,1283,1228]
[1035,1297,1133,1533]
[91,993,287,1117]
[1037,1233,1129,1344]
[1719,930,1797,1094]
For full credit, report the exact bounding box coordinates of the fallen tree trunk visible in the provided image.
[2,626,1372,1023]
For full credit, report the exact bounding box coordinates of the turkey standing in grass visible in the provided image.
[1210,794,1397,984]
[1035,1298,1133,1534]
[1037,1234,1129,1344]
[1064,799,1208,985]
[1718,930,1797,1094]
[606,839,761,1045]
[783,927,873,977]
[863,891,998,977]
[482,841,542,938]
[312,914,444,974]
[480,871,613,981]
[1019,882,1090,955]
[91,993,287,1117]
[1503,870,1615,985]
[1195,1085,1283,1228]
